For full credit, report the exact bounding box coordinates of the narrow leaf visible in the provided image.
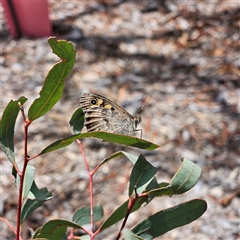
[0,97,27,163]
[129,155,158,196]
[28,38,76,121]
[15,165,35,199]
[131,199,207,239]
[39,132,159,156]
[72,205,103,225]
[84,132,159,150]
[22,165,35,199]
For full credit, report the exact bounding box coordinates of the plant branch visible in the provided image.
[16,109,30,240]
[0,217,23,240]
[116,191,139,240]
[77,139,94,240]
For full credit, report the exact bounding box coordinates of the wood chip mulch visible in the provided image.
[1,1,239,239]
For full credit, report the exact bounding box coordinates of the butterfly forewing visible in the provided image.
[80,93,142,136]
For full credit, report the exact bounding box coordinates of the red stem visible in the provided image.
[77,139,94,240]
[0,217,17,235]
[115,193,140,240]
[16,109,30,240]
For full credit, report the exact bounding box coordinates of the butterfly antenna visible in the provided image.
[136,97,152,116]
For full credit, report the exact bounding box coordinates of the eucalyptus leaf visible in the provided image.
[39,132,159,156]
[0,96,27,163]
[72,205,103,225]
[32,219,84,239]
[28,38,76,121]
[129,154,158,196]
[21,182,52,223]
[15,164,35,199]
[131,199,207,239]
[69,108,85,134]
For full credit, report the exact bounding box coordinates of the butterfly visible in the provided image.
[80,92,144,137]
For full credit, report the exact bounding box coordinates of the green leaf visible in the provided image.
[97,151,156,169]
[121,151,139,164]
[170,158,202,194]
[144,177,160,202]
[122,229,146,240]
[97,151,138,167]
[39,132,159,155]
[21,181,52,223]
[129,155,158,196]
[145,177,159,192]
[69,108,85,134]
[0,97,27,163]
[72,205,103,225]
[99,196,150,231]
[83,132,159,150]
[22,165,35,199]
[28,38,76,121]
[15,164,35,199]
[131,199,207,239]
[26,181,52,201]
[148,158,202,197]
[32,219,84,239]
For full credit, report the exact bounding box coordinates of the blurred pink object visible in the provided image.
[2,0,51,38]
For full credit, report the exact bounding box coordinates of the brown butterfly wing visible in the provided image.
[80,93,136,135]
